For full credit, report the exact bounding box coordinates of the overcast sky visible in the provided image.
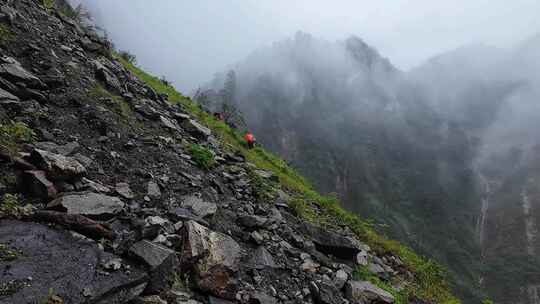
[81,0,540,93]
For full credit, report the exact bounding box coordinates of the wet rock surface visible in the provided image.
[0,220,147,304]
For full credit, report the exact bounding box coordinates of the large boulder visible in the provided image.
[0,220,147,304]
[0,56,44,88]
[182,119,211,139]
[30,149,86,182]
[300,222,360,260]
[47,192,125,219]
[345,281,395,304]
[93,59,123,93]
[129,240,179,293]
[181,220,242,299]
[181,195,217,218]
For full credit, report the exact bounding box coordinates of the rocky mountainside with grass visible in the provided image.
[0,1,459,304]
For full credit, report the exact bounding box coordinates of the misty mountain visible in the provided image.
[202,32,540,303]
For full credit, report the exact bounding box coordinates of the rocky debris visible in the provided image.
[310,281,346,304]
[0,87,19,103]
[34,141,81,156]
[22,170,57,199]
[129,240,179,293]
[82,177,111,193]
[0,56,44,88]
[161,115,182,131]
[181,195,217,218]
[250,292,278,304]
[182,119,211,139]
[0,220,147,304]
[47,192,124,219]
[246,246,278,269]
[345,281,395,304]
[238,215,268,228]
[94,58,123,93]
[33,210,114,240]
[147,181,162,199]
[130,240,176,269]
[334,269,349,289]
[356,249,369,266]
[301,222,360,259]
[139,295,168,304]
[116,182,136,199]
[181,220,241,299]
[30,149,86,182]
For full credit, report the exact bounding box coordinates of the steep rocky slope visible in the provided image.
[0,1,457,304]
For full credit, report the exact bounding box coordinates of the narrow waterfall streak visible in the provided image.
[521,182,537,256]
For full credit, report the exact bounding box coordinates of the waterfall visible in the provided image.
[476,172,491,251]
[521,180,537,256]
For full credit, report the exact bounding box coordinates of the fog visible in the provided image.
[79,0,540,93]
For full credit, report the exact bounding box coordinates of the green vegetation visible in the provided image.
[0,24,15,44]
[0,279,24,297]
[88,85,133,123]
[0,120,36,158]
[38,288,64,304]
[42,0,55,11]
[0,244,17,261]
[117,54,460,304]
[1,193,20,216]
[482,299,494,304]
[189,144,215,170]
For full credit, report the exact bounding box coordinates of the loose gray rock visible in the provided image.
[0,56,44,88]
[0,87,19,102]
[345,281,395,303]
[116,182,135,199]
[47,192,125,219]
[247,246,278,269]
[181,195,217,218]
[334,269,348,289]
[129,240,176,269]
[356,250,369,266]
[182,119,211,139]
[147,181,162,199]
[181,220,241,299]
[30,148,86,181]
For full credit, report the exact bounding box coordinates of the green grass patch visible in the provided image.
[42,0,55,11]
[0,24,15,44]
[189,144,215,170]
[0,120,36,158]
[88,84,133,123]
[118,54,460,304]
[0,244,17,261]
[354,265,408,304]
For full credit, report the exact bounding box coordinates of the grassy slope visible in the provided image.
[118,57,460,304]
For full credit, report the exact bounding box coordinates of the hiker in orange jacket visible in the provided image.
[245,132,256,149]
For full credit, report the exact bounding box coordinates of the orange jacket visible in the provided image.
[245,133,255,143]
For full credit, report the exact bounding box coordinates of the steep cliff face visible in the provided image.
[0,1,458,304]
